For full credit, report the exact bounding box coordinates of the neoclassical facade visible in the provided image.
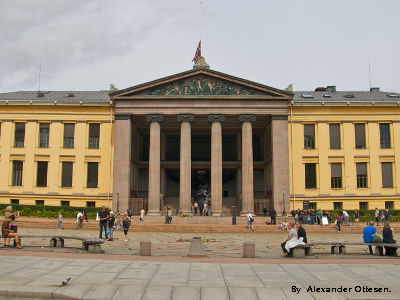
[1,60,399,214]
[111,61,292,216]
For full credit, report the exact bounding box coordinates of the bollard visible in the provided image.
[140,239,151,256]
[243,241,255,258]
[188,237,206,257]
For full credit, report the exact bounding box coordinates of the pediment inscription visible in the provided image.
[147,77,255,96]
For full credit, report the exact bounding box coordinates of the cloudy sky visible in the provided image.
[1,0,399,93]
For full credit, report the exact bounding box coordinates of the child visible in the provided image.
[283,220,288,231]
[116,218,121,230]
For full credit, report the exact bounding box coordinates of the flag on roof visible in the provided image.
[192,40,201,63]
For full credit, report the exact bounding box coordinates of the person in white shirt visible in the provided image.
[140,209,145,224]
[343,210,350,226]
[76,211,83,229]
[247,211,254,231]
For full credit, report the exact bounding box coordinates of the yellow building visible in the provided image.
[0,91,114,208]
[1,74,400,213]
[289,87,400,211]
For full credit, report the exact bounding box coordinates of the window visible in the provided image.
[14,123,25,147]
[64,123,75,148]
[333,202,343,210]
[382,162,393,188]
[380,123,391,148]
[12,161,23,186]
[86,201,96,208]
[329,124,341,149]
[309,203,317,210]
[305,163,316,189]
[89,123,100,149]
[35,200,44,205]
[359,202,368,210]
[354,123,366,149]
[87,162,98,188]
[331,163,342,188]
[61,162,73,187]
[36,161,48,187]
[61,201,70,207]
[11,199,19,204]
[356,163,367,188]
[39,123,50,148]
[304,124,315,149]
[385,201,394,210]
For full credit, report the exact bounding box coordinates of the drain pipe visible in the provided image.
[290,102,295,211]
[107,101,113,209]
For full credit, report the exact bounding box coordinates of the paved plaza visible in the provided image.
[0,226,400,299]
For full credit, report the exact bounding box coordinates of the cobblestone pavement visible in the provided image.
[2,227,396,260]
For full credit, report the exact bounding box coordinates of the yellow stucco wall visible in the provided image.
[289,104,400,211]
[0,103,114,208]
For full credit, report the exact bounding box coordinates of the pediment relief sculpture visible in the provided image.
[146,77,255,96]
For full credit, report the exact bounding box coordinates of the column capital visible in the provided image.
[146,114,164,123]
[115,114,132,121]
[208,114,225,123]
[239,115,256,123]
[177,114,194,123]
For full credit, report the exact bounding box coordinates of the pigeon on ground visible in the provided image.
[62,278,71,286]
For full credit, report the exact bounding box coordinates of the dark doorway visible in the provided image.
[192,169,210,193]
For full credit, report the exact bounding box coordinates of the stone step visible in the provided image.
[13,216,368,234]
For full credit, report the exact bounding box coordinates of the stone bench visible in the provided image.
[10,235,104,253]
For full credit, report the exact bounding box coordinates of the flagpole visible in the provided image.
[200,2,203,56]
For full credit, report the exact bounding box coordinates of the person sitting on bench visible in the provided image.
[281,223,305,257]
[363,221,377,254]
[2,215,22,249]
[296,222,307,244]
[382,221,397,256]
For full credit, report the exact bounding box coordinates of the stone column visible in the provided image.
[146,114,163,215]
[239,115,256,215]
[113,114,132,212]
[271,115,290,215]
[178,114,194,214]
[208,114,225,215]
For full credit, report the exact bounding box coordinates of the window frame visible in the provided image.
[354,123,366,149]
[39,123,50,148]
[356,162,368,188]
[305,163,317,189]
[61,162,73,188]
[14,123,25,148]
[303,124,315,149]
[330,163,342,189]
[88,123,100,149]
[63,123,75,149]
[379,123,391,149]
[329,123,341,149]
[36,161,48,187]
[381,162,393,188]
[12,161,23,186]
[87,162,99,188]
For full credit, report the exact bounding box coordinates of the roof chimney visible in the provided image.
[326,86,336,92]
[315,87,327,91]
[370,87,380,92]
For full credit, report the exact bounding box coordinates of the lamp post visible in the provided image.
[232,206,236,225]
[282,191,286,215]
[117,190,119,213]
[165,205,169,224]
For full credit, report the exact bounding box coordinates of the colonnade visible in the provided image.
[146,114,256,216]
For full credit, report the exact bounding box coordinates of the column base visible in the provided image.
[210,211,223,216]
[146,211,161,216]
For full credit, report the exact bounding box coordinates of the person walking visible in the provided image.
[75,211,83,230]
[336,213,342,232]
[385,209,391,221]
[140,208,145,224]
[247,211,254,231]
[58,211,63,230]
[343,210,350,226]
[194,201,198,216]
[122,212,136,241]
[168,208,172,224]
[83,206,88,222]
[107,212,115,241]
[375,208,380,225]
[354,209,360,226]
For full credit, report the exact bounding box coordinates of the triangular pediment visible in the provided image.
[110,68,292,100]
